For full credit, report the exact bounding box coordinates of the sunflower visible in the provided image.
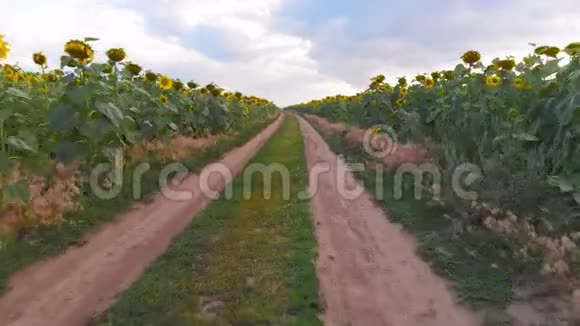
[443,70,455,81]
[172,79,184,91]
[210,87,222,97]
[160,95,169,104]
[400,87,409,96]
[536,46,561,58]
[181,88,190,95]
[0,34,10,60]
[423,78,435,89]
[462,50,481,65]
[159,75,173,90]
[396,97,407,106]
[145,71,158,82]
[496,59,516,70]
[485,75,501,87]
[33,52,47,66]
[2,64,20,81]
[431,72,441,81]
[187,81,198,89]
[513,77,526,89]
[415,75,426,82]
[397,77,407,87]
[371,74,386,84]
[106,48,126,62]
[25,73,39,86]
[64,40,94,63]
[564,42,580,56]
[46,73,59,82]
[125,62,142,76]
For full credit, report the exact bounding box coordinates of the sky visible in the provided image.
[1,0,579,106]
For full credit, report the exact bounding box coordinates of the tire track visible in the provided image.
[0,114,285,326]
[297,115,476,326]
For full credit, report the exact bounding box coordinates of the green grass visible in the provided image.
[0,115,279,294]
[305,118,540,312]
[95,116,320,325]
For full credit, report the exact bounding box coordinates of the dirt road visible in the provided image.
[0,115,284,326]
[297,115,477,326]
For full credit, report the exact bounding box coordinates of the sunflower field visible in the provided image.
[291,42,580,273]
[0,35,277,245]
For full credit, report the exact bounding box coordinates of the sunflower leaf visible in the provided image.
[6,87,32,100]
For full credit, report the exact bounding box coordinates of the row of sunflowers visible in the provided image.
[290,42,580,276]
[0,35,277,245]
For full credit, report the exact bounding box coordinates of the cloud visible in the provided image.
[1,0,578,104]
[0,0,357,106]
[304,0,580,88]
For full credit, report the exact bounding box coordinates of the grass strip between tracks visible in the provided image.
[97,115,320,325]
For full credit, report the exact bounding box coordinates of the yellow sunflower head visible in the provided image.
[513,77,526,89]
[106,48,126,62]
[423,78,435,89]
[160,95,169,104]
[2,64,20,81]
[396,97,407,106]
[485,75,502,87]
[159,74,173,90]
[33,52,47,66]
[400,87,409,96]
[46,73,59,82]
[25,73,39,86]
[462,50,481,65]
[64,40,94,63]
[0,34,10,60]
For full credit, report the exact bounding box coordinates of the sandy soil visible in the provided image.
[297,115,476,326]
[304,114,430,169]
[0,114,285,326]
